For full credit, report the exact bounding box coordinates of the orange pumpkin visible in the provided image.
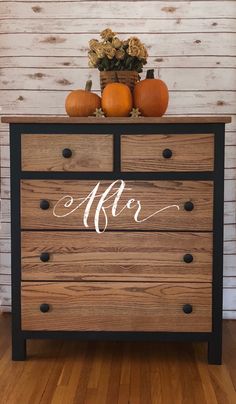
[133,69,169,117]
[102,83,133,117]
[65,80,101,117]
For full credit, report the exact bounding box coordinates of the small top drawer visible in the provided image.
[21,134,113,172]
[121,134,214,172]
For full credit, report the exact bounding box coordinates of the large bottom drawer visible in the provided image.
[21,282,212,332]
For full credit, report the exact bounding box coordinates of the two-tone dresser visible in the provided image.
[2,116,231,363]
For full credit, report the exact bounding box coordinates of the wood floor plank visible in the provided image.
[158,343,184,404]
[39,342,73,404]
[118,342,131,404]
[95,342,113,404]
[72,343,97,404]
[223,320,236,390]
[178,344,207,404]
[87,342,105,390]
[194,343,218,404]
[129,343,144,404]
[50,341,88,404]
[84,388,98,404]
[106,342,123,404]
[3,340,62,404]
[0,314,235,404]
[139,344,152,404]
[208,364,236,404]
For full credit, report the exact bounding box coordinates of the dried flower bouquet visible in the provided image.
[88,28,148,73]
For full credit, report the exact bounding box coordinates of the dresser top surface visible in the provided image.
[1,116,231,124]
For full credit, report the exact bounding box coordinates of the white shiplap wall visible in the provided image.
[0,1,236,317]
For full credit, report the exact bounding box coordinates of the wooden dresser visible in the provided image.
[2,116,231,363]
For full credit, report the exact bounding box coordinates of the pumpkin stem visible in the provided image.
[146,69,155,79]
[85,80,92,91]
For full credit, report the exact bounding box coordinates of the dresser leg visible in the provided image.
[12,337,27,361]
[208,339,222,365]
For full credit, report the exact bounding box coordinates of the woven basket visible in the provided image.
[100,71,139,93]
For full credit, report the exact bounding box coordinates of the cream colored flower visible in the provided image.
[100,28,116,41]
[128,45,141,58]
[139,45,148,59]
[128,36,142,48]
[88,60,95,68]
[103,43,116,59]
[115,49,125,60]
[88,51,98,66]
[95,44,105,58]
[112,37,122,49]
[89,39,99,51]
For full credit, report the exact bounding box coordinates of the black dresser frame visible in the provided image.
[10,122,225,363]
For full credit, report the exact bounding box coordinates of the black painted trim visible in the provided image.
[20,171,214,180]
[208,123,225,364]
[21,330,211,342]
[15,122,220,135]
[10,124,26,360]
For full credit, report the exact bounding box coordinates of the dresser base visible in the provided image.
[12,331,221,364]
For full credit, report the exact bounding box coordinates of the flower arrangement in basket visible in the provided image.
[65,28,169,118]
[88,28,148,92]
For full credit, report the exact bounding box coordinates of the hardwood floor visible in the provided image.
[0,314,236,404]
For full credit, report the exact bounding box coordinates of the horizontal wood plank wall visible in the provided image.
[0,0,236,318]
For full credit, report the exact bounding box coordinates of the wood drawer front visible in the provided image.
[21,231,212,282]
[21,180,213,230]
[21,282,212,332]
[121,134,214,172]
[21,134,113,172]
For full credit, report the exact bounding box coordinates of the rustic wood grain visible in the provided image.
[0,131,9,145]
[0,285,11,307]
[1,33,236,57]
[1,145,10,167]
[21,134,113,172]
[1,200,10,222]
[1,91,235,115]
[224,312,236,320]
[1,67,236,91]
[0,168,10,178]
[20,180,214,230]
[0,56,235,69]
[225,170,236,180]
[121,134,214,172]
[21,281,212,332]
[21,231,213,282]
[0,178,10,198]
[1,116,232,124]
[2,2,236,19]
[1,18,236,34]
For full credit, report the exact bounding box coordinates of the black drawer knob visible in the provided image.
[40,199,50,210]
[183,304,193,314]
[183,254,193,263]
[40,252,50,262]
[40,303,50,313]
[184,201,194,211]
[62,148,72,158]
[162,148,172,159]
